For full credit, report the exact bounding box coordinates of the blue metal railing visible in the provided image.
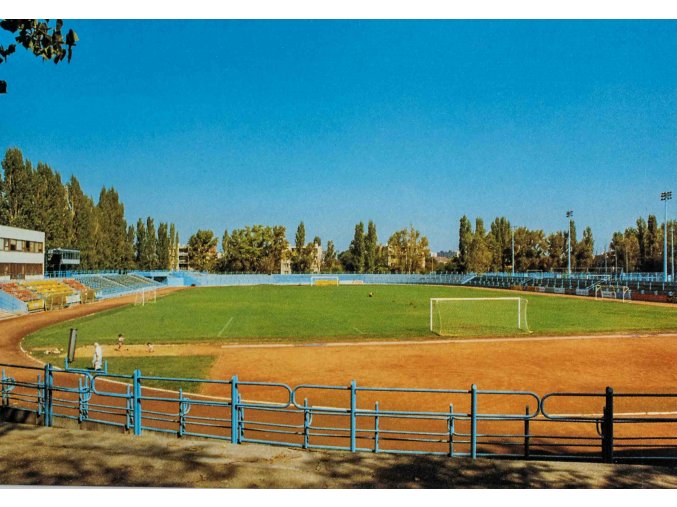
[1,361,675,463]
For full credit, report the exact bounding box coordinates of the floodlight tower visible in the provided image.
[566,210,573,275]
[661,191,672,282]
[511,226,515,276]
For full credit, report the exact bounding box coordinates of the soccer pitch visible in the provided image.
[24,285,677,349]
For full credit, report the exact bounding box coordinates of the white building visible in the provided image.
[0,225,45,281]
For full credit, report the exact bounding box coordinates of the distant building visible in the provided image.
[437,250,459,259]
[46,248,80,272]
[0,225,45,280]
[178,245,190,270]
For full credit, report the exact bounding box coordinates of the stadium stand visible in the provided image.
[73,273,162,299]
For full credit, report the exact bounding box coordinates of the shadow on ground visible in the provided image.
[0,422,675,488]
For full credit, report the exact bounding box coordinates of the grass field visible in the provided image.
[65,355,216,391]
[24,285,677,351]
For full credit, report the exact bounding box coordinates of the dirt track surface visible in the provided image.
[1,422,675,488]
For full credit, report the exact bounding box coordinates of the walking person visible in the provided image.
[116,333,125,351]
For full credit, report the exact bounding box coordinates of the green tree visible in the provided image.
[349,222,365,273]
[67,175,98,269]
[321,240,342,273]
[220,225,290,274]
[0,19,78,93]
[576,226,595,270]
[32,161,73,251]
[291,221,314,273]
[169,224,179,270]
[488,217,511,271]
[187,229,217,272]
[157,222,169,270]
[0,147,35,228]
[96,187,128,268]
[646,215,661,271]
[546,231,567,271]
[387,225,430,273]
[467,218,492,274]
[135,218,146,268]
[364,220,378,273]
[124,225,136,269]
[636,217,647,270]
[458,215,472,273]
[145,217,158,269]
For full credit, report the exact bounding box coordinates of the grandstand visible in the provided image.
[72,273,162,299]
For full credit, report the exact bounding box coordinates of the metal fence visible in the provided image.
[2,361,675,464]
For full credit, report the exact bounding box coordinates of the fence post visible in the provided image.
[231,375,239,444]
[238,393,245,441]
[448,403,454,458]
[303,398,309,449]
[524,405,530,459]
[78,378,84,423]
[125,385,132,431]
[470,384,477,459]
[374,402,379,453]
[178,388,185,438]
[350,380,357,452]
[602,386,614,463]
[132,369,142,436]
[43,364,53,427]
[1,369,7,407]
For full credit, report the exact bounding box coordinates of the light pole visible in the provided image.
[661,191,672,282]
[670,222,676,283]
[511,226,515,276]
[566,210,573,275]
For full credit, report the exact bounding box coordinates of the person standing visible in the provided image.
[92,343,103,370]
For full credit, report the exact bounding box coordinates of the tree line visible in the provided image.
[444,214,673,274]
[0,148,178,270]
[186,220,431,274]
[3,147,672,275]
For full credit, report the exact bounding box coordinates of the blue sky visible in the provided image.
[1,20,675,252]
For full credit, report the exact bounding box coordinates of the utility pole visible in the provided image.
[661,192,672,282]
[566,210,573,275]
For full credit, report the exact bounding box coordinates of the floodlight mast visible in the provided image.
[566,210,573,275]
[511,226,515,276]
[661,191,672,282]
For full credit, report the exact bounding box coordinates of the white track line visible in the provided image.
[217,317,234,337]
[218,332,677,350]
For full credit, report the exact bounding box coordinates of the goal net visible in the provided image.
[310,275,340,286]
[594,284,631,302]
[430,297,529,336]
[134,288,157,306]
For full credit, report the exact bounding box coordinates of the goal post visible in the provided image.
[430,297,529,336]
[594,284,631,302]
[134,288,157,306]
[310,275,340,286]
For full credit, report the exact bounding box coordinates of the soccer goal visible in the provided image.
[595,284,631,302]
[430,297,529,336]
[310,275,340,286]
[134,288,157,306]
